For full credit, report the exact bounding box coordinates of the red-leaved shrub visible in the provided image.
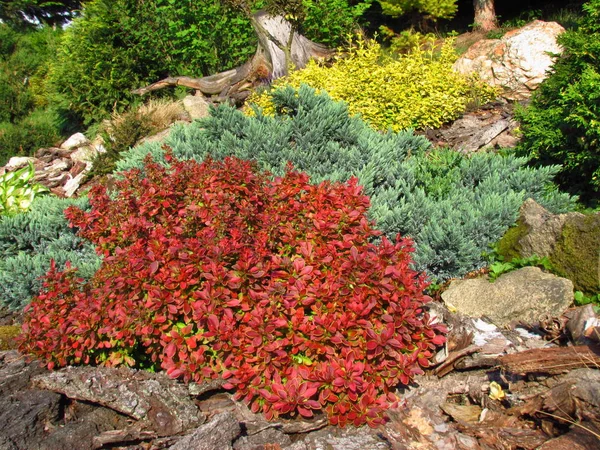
[19,152,446,426]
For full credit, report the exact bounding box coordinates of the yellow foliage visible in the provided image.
[248,38,498,132]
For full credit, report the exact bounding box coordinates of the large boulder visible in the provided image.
[453,21,565,101]
[441,267,573,327]
[497,199,600,295]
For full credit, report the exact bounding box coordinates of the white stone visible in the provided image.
[454,20,565,100]
[5,156,36,171]
[61,132,90,150]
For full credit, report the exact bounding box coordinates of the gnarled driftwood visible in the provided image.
[132,11,331,100]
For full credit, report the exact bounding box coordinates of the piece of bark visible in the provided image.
[458,425,548,450]
[512,368,600,423]
[498,345,600,375]
[92,427,157,449]
[168,412,240,450]
[33,366,204,436]
[536,420,600,450]
[440,403,482,424]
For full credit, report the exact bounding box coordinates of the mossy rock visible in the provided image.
[0,325,21,350]
[551,214,600,295]
[495,218,529,261]
[497,199,599,295]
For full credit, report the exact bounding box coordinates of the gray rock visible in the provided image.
[169,412,240,450]
[183,94,211,120]
[61,132,90,150]
[454,21,565,100]
[497,198,600,294]
[441,267,573,327]
[431,103,520,153]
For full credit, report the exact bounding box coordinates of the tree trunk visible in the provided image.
[132,11,331,102]
[473,0,497,32]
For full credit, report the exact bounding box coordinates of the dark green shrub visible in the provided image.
[301,0,373,47]
[118,85,575,282]
[0,195,101,310]
[48,0,258,125]
[0,24,62,122]
[0,24,65,164]
[516,0,600,204]
[0,108,63,165]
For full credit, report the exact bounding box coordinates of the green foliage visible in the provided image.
[118,86,575,282]
[301,0,373,47]
[0,24,65,164]
[0,195,101,310]
[249,38,498,132]
[0,24,62,122]
[574,290,600,307]
[379,26,437,54]
[90,99,185,177]
[488,255,555,282]
[0,163,49,216]
[516,0,600,204]
[92,115,153,178]
[377,0,457,21]
[0,108,63,165]
[48,0,257,125]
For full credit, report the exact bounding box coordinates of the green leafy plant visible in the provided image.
[488,255,555,282]
[0,163,48,216]
[48,0,257,125]
[19,154,446,427]
[573,290,600,307]
[516,0,600,205]
[117,86,575,282]
[249,38,498,132]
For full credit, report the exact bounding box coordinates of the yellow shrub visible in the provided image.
[248,39,498,131]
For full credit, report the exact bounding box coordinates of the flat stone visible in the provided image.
[442,267,573,327]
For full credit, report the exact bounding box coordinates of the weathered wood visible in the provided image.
[498,345,600,375]
[32,366,204,436]
[132,11,332,99]
[434,344,481,377]
[92,427,158,449]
